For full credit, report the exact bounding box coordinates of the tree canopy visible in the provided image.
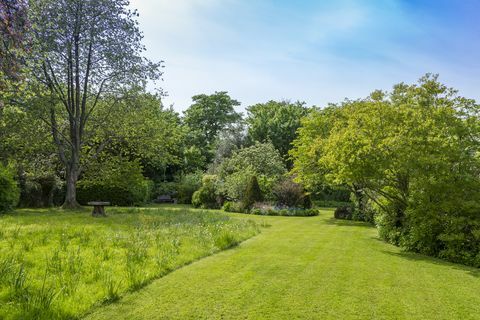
[246,100,310,165]
[28,0,163,207]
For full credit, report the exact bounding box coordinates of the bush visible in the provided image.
[222,201,244,213]
[154,181,177,197]
[192,175,220,209]
[77,159,151,206]
[176,172,203,204]
[334,206,353,220]
[18,174,62,208]
[217,142,286,200]
[222,201,318,217]
[0,164,20,213]
[273,178,311,209]
[243,176,263,210]
[314,200,352,208]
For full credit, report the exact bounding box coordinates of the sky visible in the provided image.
[129,0,480,112]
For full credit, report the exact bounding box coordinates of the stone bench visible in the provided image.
[87,201,111,217]
[154,195,177,204]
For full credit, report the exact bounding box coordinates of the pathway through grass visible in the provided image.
[87,209,480,320]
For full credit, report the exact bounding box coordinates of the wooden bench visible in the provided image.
[87,201,110,217]
[155,195,177,204]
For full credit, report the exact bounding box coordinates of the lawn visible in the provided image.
[87,208,480,320]
[0,205,259,319]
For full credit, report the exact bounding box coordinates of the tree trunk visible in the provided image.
[62,167,80,209]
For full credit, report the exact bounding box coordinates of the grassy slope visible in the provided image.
[0,205,258,319]
[87,209,480,320]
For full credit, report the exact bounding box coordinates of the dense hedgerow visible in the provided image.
[77,159,152,206]
[0,164,20,213]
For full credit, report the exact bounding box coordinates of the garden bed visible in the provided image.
[223,201,319,217]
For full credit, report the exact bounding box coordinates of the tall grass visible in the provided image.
[0,206,259,319]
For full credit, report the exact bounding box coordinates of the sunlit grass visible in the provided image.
[0,205,259,319]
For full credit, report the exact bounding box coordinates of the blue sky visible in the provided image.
[130,0,480,112]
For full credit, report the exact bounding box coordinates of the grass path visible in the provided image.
[86,209,480,320]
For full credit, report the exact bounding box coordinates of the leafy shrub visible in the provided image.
[334,206,353,220]
[396,180,480,267]
[303,193,313,209]
[217,142,286,200]
[222,201,318,217]
[155,181,177,197]
[192,175,220,209]
[243,176,263,210]
[222,201,244,213]
[176,172,202,204]
[221,169,252,202]
[262,208,318,217]
[77,159,152,206]
[0,164,20,213]
[19,174,63,208]
[273,178,312,209]
[314,200,352,208]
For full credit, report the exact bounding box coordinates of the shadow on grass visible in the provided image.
[381,250,480,278]
[324,217,374,228]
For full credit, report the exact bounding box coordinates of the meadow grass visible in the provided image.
[0,205,259,319]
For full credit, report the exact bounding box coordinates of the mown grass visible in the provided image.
[0,205,259,319]
[87,209,480,320]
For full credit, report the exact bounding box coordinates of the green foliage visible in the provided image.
[175,172,203,204]
[154,182,177,197]
[222,201,245,213]
[183,92,242,166]
[77,158,152,206]
[0,164,19,213]
[0,206,258,319]
[98,92,186,178]
[218,142,286,200]
[221,169,254,202]
[291,74,480,267]
[272,178,309,208]
[222,201,318,217]
[28,0,163,207]
[243,176,263,210]
[192,175,220,209]
[246,100,310,164]
[18,173,63,208]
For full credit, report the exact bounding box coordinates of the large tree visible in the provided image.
[291,75,480,266]
[246,100,310,166]
[0,0,29,110]
[29,0,162,208]
[183,91,241,166]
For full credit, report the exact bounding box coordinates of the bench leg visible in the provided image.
[92,206,106,217]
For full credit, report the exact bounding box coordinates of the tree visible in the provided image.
[183,91,241,165]
[217,142,286,200]
[209,121,246,172]
[88,90,185,182]
[246,100,310,165]
[0,0,29,110]
[291,74,480,266]
[243,175,263,210]
[28,0,162,208]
